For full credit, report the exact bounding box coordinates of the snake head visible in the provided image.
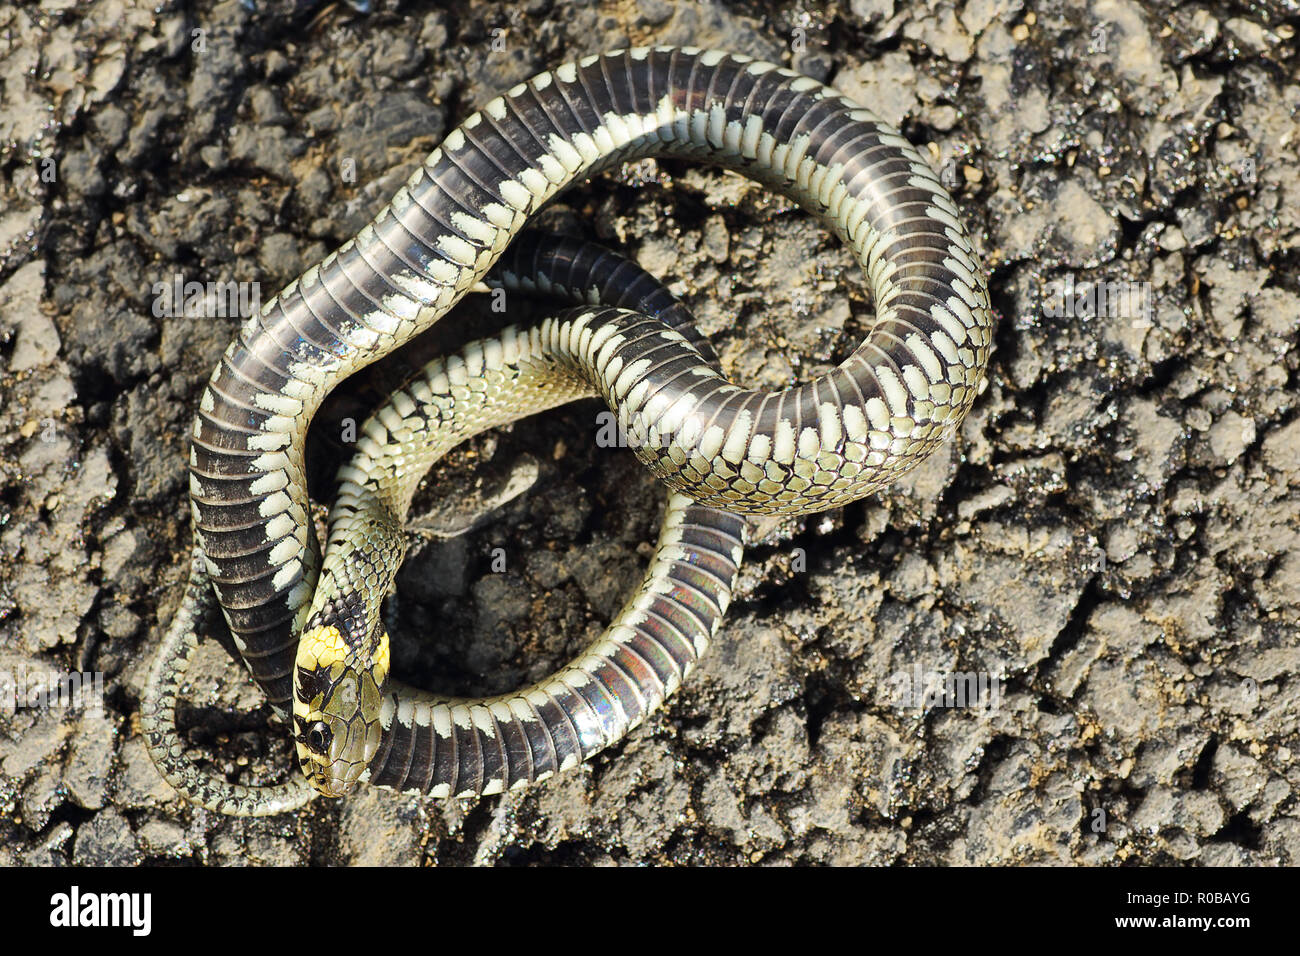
[293,623,388,797]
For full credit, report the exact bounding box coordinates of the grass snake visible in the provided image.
[144,46,993,815]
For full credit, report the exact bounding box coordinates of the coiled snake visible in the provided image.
[143,46,993,815]
[144,235,746,813]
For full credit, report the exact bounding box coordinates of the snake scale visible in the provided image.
[145,46,993,815]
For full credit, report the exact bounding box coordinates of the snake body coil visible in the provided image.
[294,237,747,799]
[147,235,741,813]
[174,46,993,812]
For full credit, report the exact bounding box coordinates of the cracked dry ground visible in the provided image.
[1,0,1298,865]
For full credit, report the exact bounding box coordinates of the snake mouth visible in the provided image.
[296,716,373,797]
[304,756,362,798]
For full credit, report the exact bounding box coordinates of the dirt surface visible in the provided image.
[1,0,1297,866]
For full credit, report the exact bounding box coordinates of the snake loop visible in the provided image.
[159,47,993,814]
[147,236,741,813]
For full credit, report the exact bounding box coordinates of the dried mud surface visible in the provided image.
[0,0,1297,865]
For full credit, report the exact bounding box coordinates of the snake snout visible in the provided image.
[294,707,366,796]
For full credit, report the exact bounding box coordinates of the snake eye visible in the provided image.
[306,721,332,755]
